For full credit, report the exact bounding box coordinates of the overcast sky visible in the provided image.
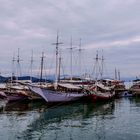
[0,0,140,79]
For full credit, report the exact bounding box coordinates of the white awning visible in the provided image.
[58,83,81,90]
[96,83,112,90]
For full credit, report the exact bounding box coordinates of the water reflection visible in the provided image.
[1,98,140,140]
[15,101,114,140]
[0,99,116,140]
[131,97,140,106]
[0,100,46,114]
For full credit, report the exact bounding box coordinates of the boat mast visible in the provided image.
[11,54,16,81]
[67,37,75,81]
[118,69,120,80]
[70,37,73,81]
[70,37,73,80]
[93,50,101,80]
[16,48,22,81]
[30,50,33,82]
[40,52,45,83]
[100,50,104,79]
[115,68,117,80]
[78,38,82,77]
[58,51,62,82]
[52,31,63,89]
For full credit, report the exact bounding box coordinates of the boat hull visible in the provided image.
[0,91,7,99]
[4,91,29,102]
[29,86,86,103]
[88,92,114,102]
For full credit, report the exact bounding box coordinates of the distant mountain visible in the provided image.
[18,76,53,83]
[0,76,9,83]
[0,75,136,83]
[0,75,54,83]
[121,77,136,82]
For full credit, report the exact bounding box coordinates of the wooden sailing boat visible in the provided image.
[59,38,93,88]
[129,78,140,96]
[86,51,115,102]
[86,82,115,102]
[27,51,51,100]
[3,49,30,102]
[29,32,87,103]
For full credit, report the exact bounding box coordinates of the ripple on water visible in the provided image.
[0,98,140,140]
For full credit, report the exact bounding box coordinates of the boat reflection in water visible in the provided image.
[1,97,140,140]
[0,99,115,140]
[8,101,114,140]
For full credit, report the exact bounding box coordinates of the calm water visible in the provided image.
[0,98,140,140]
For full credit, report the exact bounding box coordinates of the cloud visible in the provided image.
[0,0,140,78]
[85,35,140,50]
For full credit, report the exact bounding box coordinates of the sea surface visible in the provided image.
[0,97,140,140]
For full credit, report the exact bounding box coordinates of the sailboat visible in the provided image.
[58,38,94,88]
[2,49,30,102]
[86,82,115,102]
[129,78,140,96]
[29,33,87,103]
[29,85,86,103]
[86,51,115,102]
[27,52,53,100]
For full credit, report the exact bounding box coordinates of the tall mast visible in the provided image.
[95,51,99,80]
[30,50,33,82]
[93,50,101,80]
[101,50,104,79]
[16,48,22,81]
[40,52,44,83]
[69,37,73,80]
[118,69,120,80]
[70,37,73,81]
[115,68,117,80]
[67,37,75,81]
[11,54,16,81]
[78,38,82,76]
[58,52,62,82]
[52,31,63,89]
